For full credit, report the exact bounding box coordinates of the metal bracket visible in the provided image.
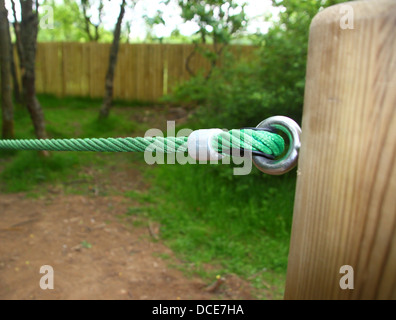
[252,116,302,175]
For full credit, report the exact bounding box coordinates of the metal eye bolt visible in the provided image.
[252,116,302,175]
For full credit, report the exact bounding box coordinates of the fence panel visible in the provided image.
[31,42,256,102]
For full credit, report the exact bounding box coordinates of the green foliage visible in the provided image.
[143,10,165,42]
[176,0,248,44]
[253,0,348,121]
[170,0,249,77]
[38,0,85,41]
[168,0,349,128]
[168,52,281,129]
[166,28,196,44]
[38,0,113,42]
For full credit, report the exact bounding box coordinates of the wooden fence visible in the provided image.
[21,43,255,102]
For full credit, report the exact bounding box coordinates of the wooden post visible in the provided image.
[284,0,396,300]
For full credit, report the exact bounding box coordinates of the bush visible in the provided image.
[166,0,349,130]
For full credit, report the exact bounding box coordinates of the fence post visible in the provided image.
[284,0,396,299]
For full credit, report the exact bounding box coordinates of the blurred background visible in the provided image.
[0,0,346,300]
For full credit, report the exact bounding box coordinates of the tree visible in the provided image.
[34,0,113,42]
[0,0,14,139]
[175,0,248,78]
[5,1,21,104]
[10,0,24,102]
[81,0,104,42]
[99,0,127,119]
[7,27,21,104]
[10,0,24,70]
[143,10,165,43]
[254,0,350,120]
[169,0,350,129]
[37,0,88,42]
[124,20,131,43]
[19,0,48,150]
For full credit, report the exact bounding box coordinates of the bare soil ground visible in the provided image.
[0,192,257,300]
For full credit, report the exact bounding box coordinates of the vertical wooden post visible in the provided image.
[284,0,396,300]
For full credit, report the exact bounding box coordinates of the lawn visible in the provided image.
[0,95,296,299]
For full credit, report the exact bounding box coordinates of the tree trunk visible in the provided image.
[11,0,25,73]
[8,32,21,104]
[0,0,14,139]
[11,0,24,103]
[20,0,48,142]
[99,0,126,119]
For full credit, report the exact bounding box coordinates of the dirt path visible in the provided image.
[0,190,255,300]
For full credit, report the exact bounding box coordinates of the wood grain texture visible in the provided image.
[30,43,254,101]
[284,0,396,300]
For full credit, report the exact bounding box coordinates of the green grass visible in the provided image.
[0,151,80,193]
[0,94,296,299]
[126,161,296,299]
[0,94,147,193]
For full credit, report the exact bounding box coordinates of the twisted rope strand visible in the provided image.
[0,130,284,157]
[212,129,284,156]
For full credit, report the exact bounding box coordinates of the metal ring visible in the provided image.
[252,116,302,175]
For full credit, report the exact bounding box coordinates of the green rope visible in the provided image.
[213,129,284,156]
[0,129,284,157]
